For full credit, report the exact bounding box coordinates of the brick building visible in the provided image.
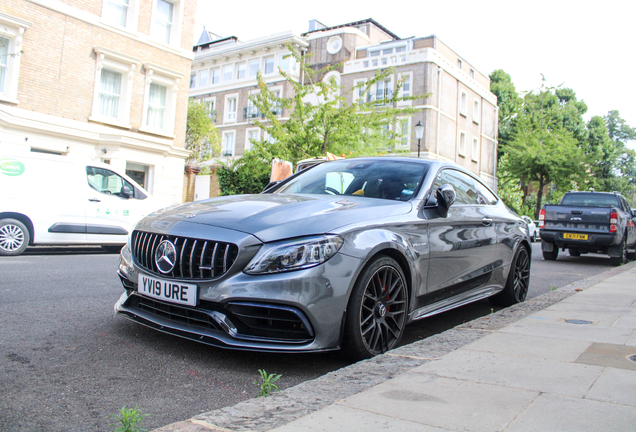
[0,0,197,203]
[190,18,499,188]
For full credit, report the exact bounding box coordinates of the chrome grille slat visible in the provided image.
[131,231,238,281]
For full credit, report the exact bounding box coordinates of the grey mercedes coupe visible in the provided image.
[115,157,531,361]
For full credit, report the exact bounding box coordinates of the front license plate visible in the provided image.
[137,274,197,307]
[563,233,588,240]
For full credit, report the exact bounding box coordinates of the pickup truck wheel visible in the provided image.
[609,237,627,266]
[0,218,30,256]
[569,248,581,257]
[628,250,636,262]
[490,245,530,306]
[542,248,558,261]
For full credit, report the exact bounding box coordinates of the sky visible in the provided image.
[194,0,636,148]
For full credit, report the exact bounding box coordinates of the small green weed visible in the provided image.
[255,369,282,398]
[551,286,558,291]
[109,405,149,432]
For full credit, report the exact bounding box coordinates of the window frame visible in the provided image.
[101,0,139,32]
[221,130,236,157]
[459,91,467,116]
[248,58,260,79]
[458,130,466,157]
[473,98,480,124]
[149,0,183,47]
[140,62,182,137]
[0,13,30,104]
[472,136,479,162]
[245,127,260,152]
[224,93,239,124]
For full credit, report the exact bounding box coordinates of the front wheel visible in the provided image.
[0,218,30,256]
[341,256,408,362]
[490,245,530,307]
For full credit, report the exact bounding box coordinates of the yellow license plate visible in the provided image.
[563,233,588,240]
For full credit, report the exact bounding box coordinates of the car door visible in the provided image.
[423,168,499,305]
[85,166,148,243]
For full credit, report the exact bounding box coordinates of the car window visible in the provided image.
[274,160,429,201]
[432,169,479,205]
[560,194,619,207]
[86,167,135,198]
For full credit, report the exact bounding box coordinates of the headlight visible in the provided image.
[244,235,344,275]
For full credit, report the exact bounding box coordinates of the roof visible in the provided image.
[301,18,400,40]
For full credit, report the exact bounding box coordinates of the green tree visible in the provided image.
[185,99,220,163]
[505,86,587,219]
[216,152,271,196]
[489,69,522,152]
[248,47,428,166]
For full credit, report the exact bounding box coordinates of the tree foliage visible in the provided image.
[216,152,271,196]
[489,69,522,151]
[185,99,220,163]
[247,46,428,166]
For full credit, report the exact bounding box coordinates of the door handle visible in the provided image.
[89,198,101,202]
[482,217,493,226]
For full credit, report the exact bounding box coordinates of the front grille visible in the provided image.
[132,231,239,280]
[134,296,222,332]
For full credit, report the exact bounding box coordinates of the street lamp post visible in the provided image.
[414,120,424,158]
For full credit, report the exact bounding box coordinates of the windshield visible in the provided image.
[273,159,429,201]
[560,194,619,207]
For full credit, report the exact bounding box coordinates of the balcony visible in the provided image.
[243,105,283,120]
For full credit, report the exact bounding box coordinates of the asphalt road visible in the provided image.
[0,242,616,431]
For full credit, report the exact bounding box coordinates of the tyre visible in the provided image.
[609,237,627,266]
[542,247,558,261]
[569,248,581,257]
[628,248,636,262]
[490,245,530,307]
[0,218,30,256]
[341,256,408,362]
[530,233,536,242]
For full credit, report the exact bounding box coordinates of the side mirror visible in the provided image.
[120,185,133,199]
[436,184,456,217]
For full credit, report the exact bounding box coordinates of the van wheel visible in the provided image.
[0,219,30,256]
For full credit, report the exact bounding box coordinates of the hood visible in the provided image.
[145,194,413,242]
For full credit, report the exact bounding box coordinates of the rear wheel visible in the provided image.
[490,245,530,307]
[341,256,408,362]
[542,247,558,261]
[0,218,30,256]
[609,237,627,266]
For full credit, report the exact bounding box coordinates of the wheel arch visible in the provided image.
[0,212,34,245]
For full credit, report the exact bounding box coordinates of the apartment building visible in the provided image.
[190,30,307,160]
[189,18,498,188]
[0,0,197,203]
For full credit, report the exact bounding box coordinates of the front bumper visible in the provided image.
[115,251,363,353]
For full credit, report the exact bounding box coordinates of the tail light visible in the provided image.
[610,212,618,233]
[539,209,545,228]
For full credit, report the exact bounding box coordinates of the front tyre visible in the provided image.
[342,256,408,362]
[0,218,30,256]
[490,245,530,307]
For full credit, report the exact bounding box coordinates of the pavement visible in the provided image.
[154,260,636,432]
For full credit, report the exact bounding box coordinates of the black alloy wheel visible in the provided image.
[491,245,530,306]
[342,256,408,361]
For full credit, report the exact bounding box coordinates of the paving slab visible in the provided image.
[504,393,636,432]
[337,375,538,432]
[575,342,636,371]
[272,404,448,432]
[412,350,602,397]
[461,332,591,362]
[584,367,636,407]
[501,316,634,344]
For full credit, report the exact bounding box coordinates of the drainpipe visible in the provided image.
[436,67,441,158]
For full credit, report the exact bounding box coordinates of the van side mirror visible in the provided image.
[436,184,456,217]
[120,185,133,199]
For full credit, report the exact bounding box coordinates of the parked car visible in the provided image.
[539,191,636,265]
[115,157,531,361]
[521,216,538,242]
[0,153,166,256]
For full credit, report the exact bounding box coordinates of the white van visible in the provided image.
[0,154,167,256]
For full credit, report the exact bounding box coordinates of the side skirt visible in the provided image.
[409,285,503,322]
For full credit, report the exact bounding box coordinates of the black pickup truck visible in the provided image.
[539,191,636,265]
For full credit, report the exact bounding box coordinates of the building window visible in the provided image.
[146,82,167,129]
[98,69,122,118]
[236,62,246,80]
[397,72,413,106]
[225,95,237,123]
[197,69,208,87]
[210,67,220,84]
[151,0,173,44]
[472,137,479,162]
[222,131,235,156]
[189,72,195,88]
[222,65,233,82]
[140,62,181,136]
[245,128,260,151]
[459,131,466,156]
[457,59,462,69]
[91,46,139,127]
[0,14,29,103]
[278,53,297,72]
[204,97,216,121]
[397,118,410,150]
[102,0,139,29]
[373,78,393,104]
[353,78,367,103]
[473,99,480,123]
[470,68,475,79]
[248,59,259,78]
[460,91,467,116]
[264,56,274,74]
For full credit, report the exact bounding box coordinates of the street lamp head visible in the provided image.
[414,120,424,140]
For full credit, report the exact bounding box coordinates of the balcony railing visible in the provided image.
[243,105,283,119]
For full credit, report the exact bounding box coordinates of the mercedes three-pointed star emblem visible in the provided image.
[155,240,176,274]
